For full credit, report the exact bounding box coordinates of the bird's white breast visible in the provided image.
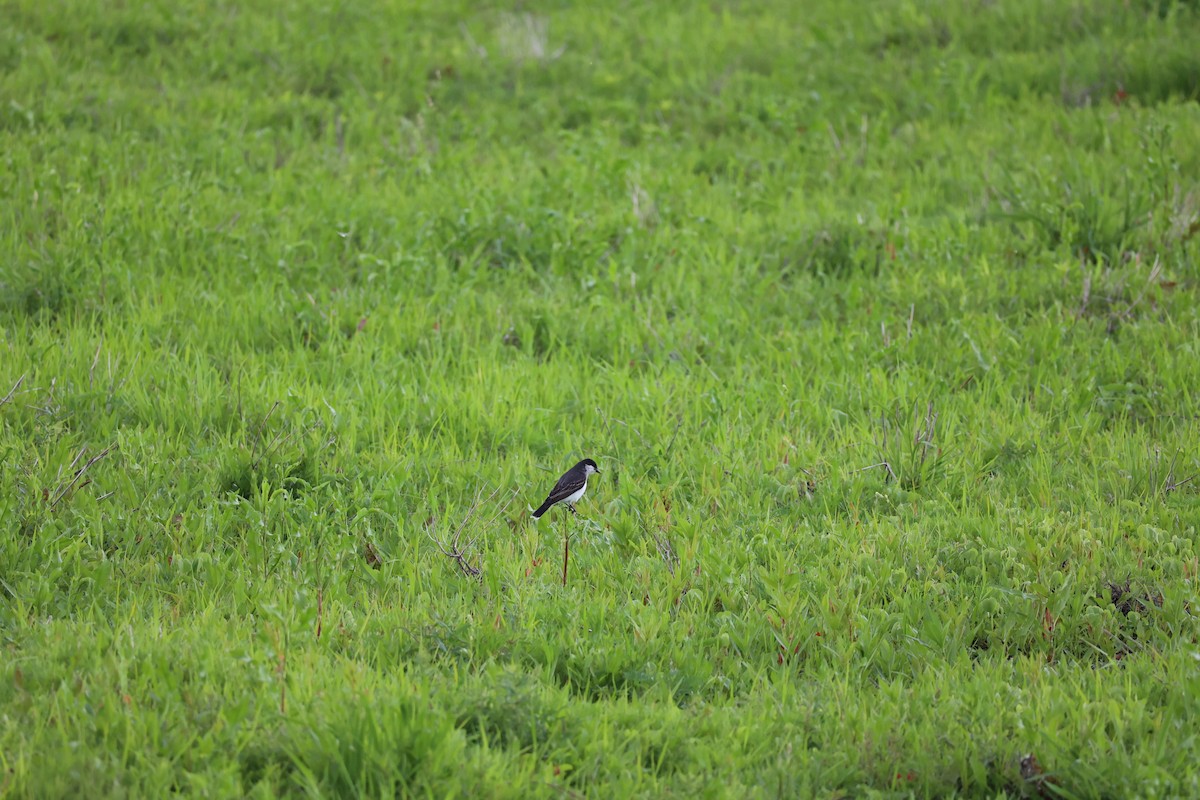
[563,482,586,504]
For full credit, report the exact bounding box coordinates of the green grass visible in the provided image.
[3,0,1200,796]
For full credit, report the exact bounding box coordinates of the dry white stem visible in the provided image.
[428,483,516,579]
[855,461,897,482]
[0,375,25,409]
[50,443,116,509]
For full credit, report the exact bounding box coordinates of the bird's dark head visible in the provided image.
[580,458,600,475]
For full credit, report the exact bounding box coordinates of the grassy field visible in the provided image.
[3,0,1200,796]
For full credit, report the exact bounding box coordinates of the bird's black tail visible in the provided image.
[532,498,554,519]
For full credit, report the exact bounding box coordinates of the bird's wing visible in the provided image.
[544,471,586,505]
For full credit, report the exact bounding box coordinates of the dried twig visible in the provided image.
[0,374,25,410]
[428,484,517,578]
[854,461,897,482]
[652,531,678,577]
[863,401,940,487]
[1166,472,1197,493]
[663,414,684,458]
[914,400,938,468]
[250,404,322,473]
[315,586,324,640]
[1158,448,1197,495]
[50,443,115,509]
[867,409,898,483]
[249,401,281,467]
[90,344,102,390]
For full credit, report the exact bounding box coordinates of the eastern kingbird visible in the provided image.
[532,458,599,520]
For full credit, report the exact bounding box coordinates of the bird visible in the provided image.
[532,458,600,520]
